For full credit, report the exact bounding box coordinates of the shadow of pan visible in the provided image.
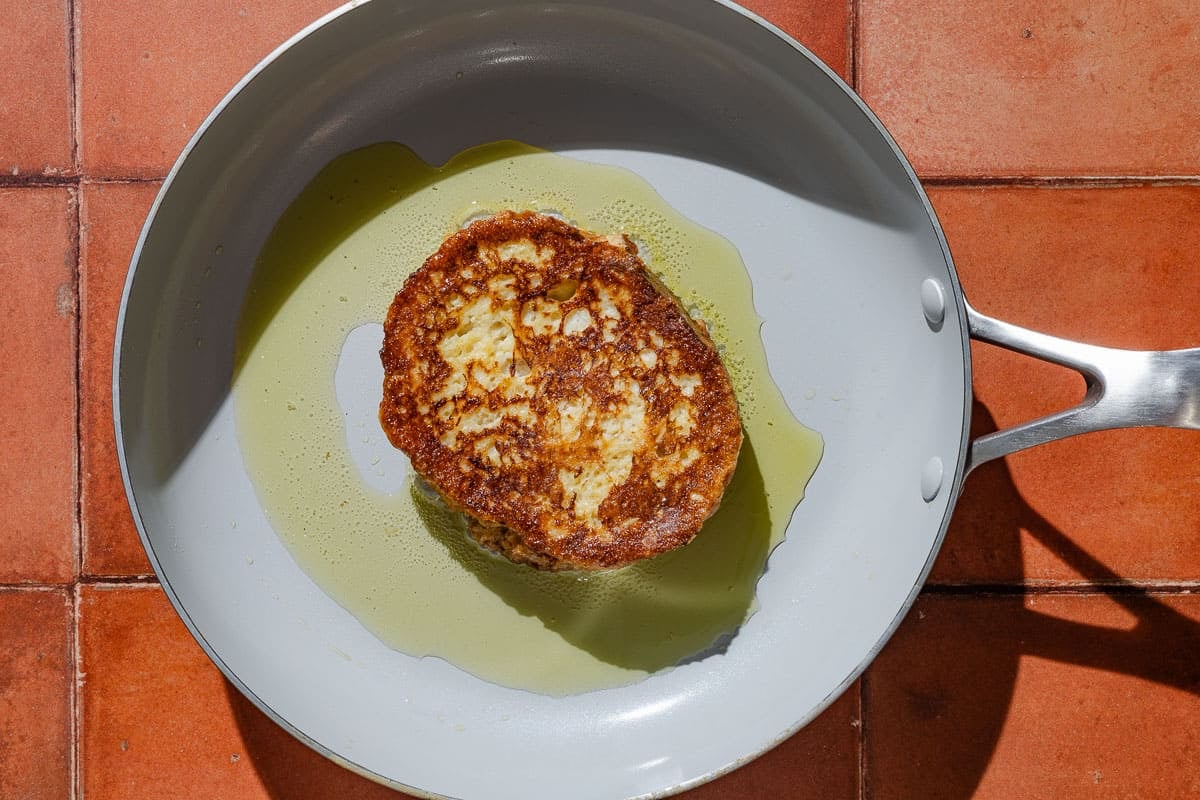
[225,686,414,799]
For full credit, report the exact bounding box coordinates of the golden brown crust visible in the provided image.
[379,211,742,570]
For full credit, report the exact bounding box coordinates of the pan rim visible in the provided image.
[111,1,973,797]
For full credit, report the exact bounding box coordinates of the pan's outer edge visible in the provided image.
[111,1,973,798]
[109,2,443,798]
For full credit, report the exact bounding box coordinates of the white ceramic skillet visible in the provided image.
[114,1,1200,797]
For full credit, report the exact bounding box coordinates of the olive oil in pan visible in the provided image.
[234,142,823,695]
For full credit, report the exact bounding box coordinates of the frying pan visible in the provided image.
[114,1,1200,798]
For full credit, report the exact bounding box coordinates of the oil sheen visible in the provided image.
[233,142,823,695]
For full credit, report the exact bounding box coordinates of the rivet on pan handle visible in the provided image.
[965,302,1200,472]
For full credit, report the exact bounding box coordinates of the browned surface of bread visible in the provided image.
[379,211,742,570]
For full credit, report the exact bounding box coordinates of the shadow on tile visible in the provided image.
[965,400,1200,694]
[866,400,1200,798]
[221,399,1200,799]
[224,686,413,799]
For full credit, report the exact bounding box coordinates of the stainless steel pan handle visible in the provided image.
[965,303,1200,472]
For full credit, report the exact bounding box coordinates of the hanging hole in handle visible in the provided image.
[972,340,1089,417]
[964,302,1200,471]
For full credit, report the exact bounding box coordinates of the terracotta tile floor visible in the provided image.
[79,182,159,577]
[859,0,1200,178]
[2,1,1198,798]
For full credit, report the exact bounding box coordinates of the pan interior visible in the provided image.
[116,1,967,798]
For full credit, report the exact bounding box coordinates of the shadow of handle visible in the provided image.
[965,302,1200,471]
[1013,503,1200,696]
[1018,604,1200,696]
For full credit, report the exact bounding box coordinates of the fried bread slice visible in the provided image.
[380,211,742,570]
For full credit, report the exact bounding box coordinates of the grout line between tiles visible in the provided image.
[67,0,80,174]
[79,576,161,587]
[0,175,80,187]
[920,175,1200,188]
[68,8,82,692]
[924,581,1200,596]
[0,175,163,188]
[70,582,79,800]
[0,584,71,592]
[849,0,859,92]
[858,673,870,800]
[80,176,165,186]
[70,182,82,586]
